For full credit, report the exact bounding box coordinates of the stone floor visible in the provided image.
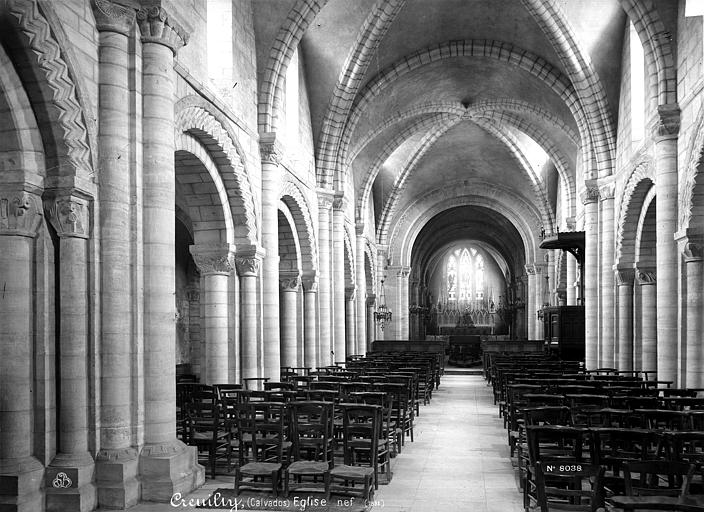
[111,373,523,512]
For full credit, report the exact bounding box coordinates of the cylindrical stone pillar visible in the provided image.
[399,268,410,339]
[332,195,346,362]
[636,268,657,374]
[525,265,536,340]
[302,278,318,368]
[190,244,235,385]
[236,250,262,380]
[600,185,616,368]
[366,294,376,351]
[684,242,704,387]
[616,268,635,372]
[566,252,577,305]
[653,108,679,382]
[355,226,367,354]
[91,3,139,506]
[582,186,600,370]
[137,6,203,498]
[279,274,300,369]
[259,134,282,381]
[0,191,44,511]
[44,194,97,512]
[345,288,356,356]
[534,263,546,340]
[317,191,333,366]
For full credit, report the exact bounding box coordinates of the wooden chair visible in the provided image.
[234,401,290,497]
[185,386,233,478]
[284,401,334,498]
[534,461,606,512]
[609,460,696,511]
[329,404,380,501]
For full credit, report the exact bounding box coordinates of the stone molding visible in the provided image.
[366,294,376,307]
[136,5,190,53]
[317,188,335,211]
[91,0,136,35]
[635,267,657,285]
[189,244,235,275]
[614,268,635,286]
[652,103,680,139]
[580,186,600,205]
[355,222,365,236]
[44,193,90,239]
[565,217,576,231]
[0,191,43,237]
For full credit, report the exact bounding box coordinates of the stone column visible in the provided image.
[43,194,96,512]
[236,248,263,380]
[398,268,410,339]
[355,225,367,354]
[137,6,203,499]
[279,273,300,369]
[345,287,357,356]
[636,268,657,373]
[259,134,282,380]
[525,264,536,339]
[332,194,346,362]
[366,294,376,351]
[91,2,139,507]
[582,185,600,369]
[0,191,44,512]
[683,241,704,387]
[301,276,318,368]
[190,244,235,385]
[534,263,546,339]
[566,252,577,305]
[615,267,635,372]
[600,182,616,368]
[317,190,334,366]
[653,106,680,382]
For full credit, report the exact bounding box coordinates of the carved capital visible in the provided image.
[259,132,281,165]
[525,263,536,275]
[190,244,235,275]
[345,286,356,301]
[635,267,657,285]
[355,222,365,236]
[332,193,346,211]
[580,186,600,205]
[684,241,704,263]
[44,193,90,239]
[186,286,200,302]
[615,268,635,286]
[235,245,264,277]
[396,267,410,279]
[0,191,43,237]
[652,103,680,139]
[280,273,301,291]
[366,294,376,307]
[301,274,318,292]
[565,217,576,231]
[598,181,615,201]
[317,189,334,211]
[136,5,190,53]
[91,0,136,35]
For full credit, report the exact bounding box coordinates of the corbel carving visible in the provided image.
[91,0,135,35]
[136,5,190,52]
[0,191,43,237]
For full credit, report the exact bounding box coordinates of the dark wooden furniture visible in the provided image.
[542,306,585,361]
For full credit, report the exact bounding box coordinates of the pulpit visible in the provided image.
[542,306,585,361]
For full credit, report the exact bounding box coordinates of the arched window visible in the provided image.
[447,254,457,300]
[458,248,471,300]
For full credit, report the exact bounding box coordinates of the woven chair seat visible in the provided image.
[240,461,282,475]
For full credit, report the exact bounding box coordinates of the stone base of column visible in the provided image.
[45,452,96,512]
[0,456,45,512]
[139,439,204,502]
[95,448,140,509]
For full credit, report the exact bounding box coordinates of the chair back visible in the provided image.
[288,401,334,465]
[535,461,605,512]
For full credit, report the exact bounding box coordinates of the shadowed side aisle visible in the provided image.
[372,373,523,512]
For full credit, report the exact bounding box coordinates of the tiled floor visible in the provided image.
[111,373,523,512]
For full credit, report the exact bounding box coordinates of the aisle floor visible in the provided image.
[106,374,523,512]
[372,374,523,512]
